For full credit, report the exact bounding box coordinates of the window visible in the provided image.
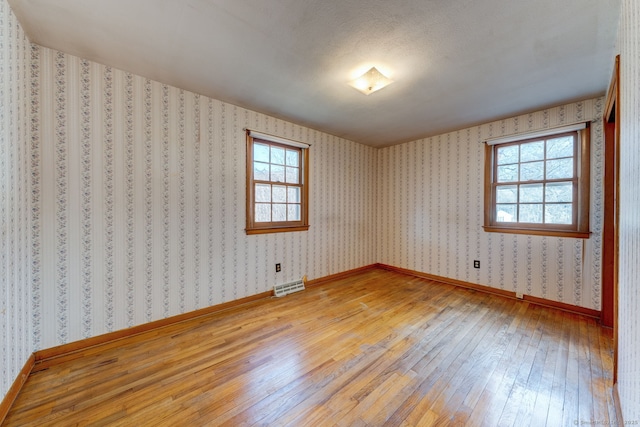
[246,130,309,234]
[484,124,590,238]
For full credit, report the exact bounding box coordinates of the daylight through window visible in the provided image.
[246,130,309,234]
[484,125,590,238]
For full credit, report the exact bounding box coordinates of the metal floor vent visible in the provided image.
[274,279,305,297]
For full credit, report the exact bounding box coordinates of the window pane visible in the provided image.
[496,185,517,203]
[520,161,544,181]
[271,165,285,182]
[255,183,271,203]
[496,204,517,222]
[254,143,270,163]
[520,204,543,223]
[497,165,518,182]
[288,187,300,203]
[255,203,271,222]
[286,167,299,184]
[286,149,299,167]
[520,141,544,162]
[520,183,543,203]
[288,204,301,221]
[546,136,573,159]
[272,204,287,222]
[546,158,573,180]
[272,185,286,203]
[545,203,572,224]
[497,145,519,165]
[248,139,308,232]
[546,182,573,203]
[271,146,285,165]
[485,130,585,234]
[254,162,270,181]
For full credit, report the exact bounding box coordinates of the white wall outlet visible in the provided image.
[516,292,524,299]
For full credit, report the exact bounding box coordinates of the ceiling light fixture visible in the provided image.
[349,67,393,95]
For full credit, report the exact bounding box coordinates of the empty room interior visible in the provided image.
[1,0,639,425]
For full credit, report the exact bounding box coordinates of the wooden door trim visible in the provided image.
[602,54,620,383]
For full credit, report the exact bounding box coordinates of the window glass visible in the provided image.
[247,135,309,234]
[484,128,589,238]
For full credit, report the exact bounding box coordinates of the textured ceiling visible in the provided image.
[9,0,621,147]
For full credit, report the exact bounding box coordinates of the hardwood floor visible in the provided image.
[4,269,618,426]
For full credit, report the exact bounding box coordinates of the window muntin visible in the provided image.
[253,141,302,223]
[246,134,309,234]
[484,128,590,238]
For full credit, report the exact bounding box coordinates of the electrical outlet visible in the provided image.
[275,263,281,273]
[516,292,524,299]
[473,260,480,269]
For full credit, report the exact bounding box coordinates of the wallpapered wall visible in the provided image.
[616,0,640,420]
[3,0,637,414]
[377,99,604,310]
[0,0,32,400]
[32,46,378,350]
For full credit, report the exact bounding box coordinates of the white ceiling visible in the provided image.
[9,0,621,147]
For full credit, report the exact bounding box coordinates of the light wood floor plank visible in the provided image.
[526,306,562,427]
[3,268,618,426]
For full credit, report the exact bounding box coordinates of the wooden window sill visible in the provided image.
[483,225,590,239]
[246,225,310,235]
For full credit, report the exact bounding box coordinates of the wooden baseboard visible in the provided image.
[377,263,601,319]
[2,262,606,422]
[34,260,599,367]
[306,264,378,288]
[0,353,35,425]
[34,264,379,368]
[35,290,273,366]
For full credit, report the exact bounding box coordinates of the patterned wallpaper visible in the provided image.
[616,0,640,420]
[32,46,378,350]
[3,0,636,414]
[0,0,32,401]
[377,99,604,310]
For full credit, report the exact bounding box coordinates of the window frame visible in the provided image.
[246,131,310,235]
[483,125,590,238]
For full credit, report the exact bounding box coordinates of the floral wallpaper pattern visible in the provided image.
[0,0,32,401]
[3,0,638,416]
[32,46,378,350]
[377,98,604,310]
[616,0,640,419]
